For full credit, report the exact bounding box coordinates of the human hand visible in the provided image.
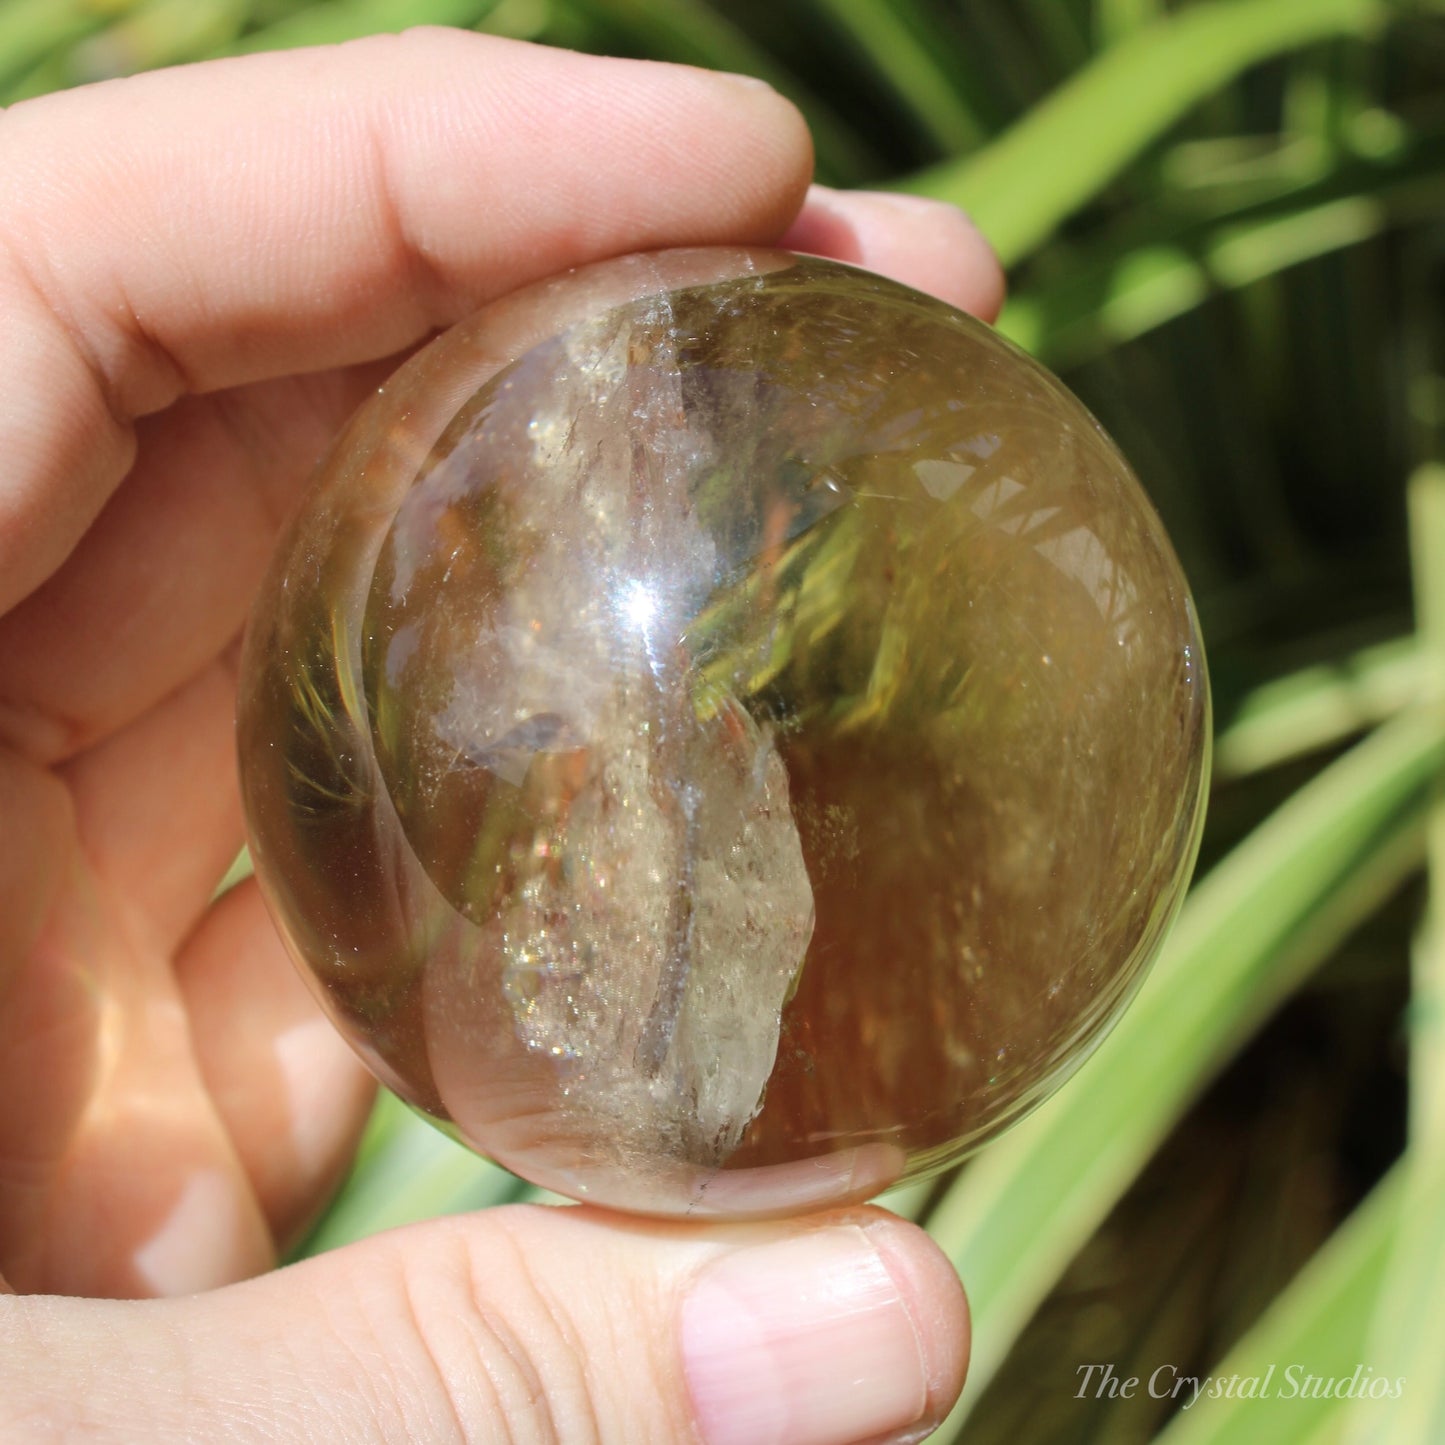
[0,29,1002,1442]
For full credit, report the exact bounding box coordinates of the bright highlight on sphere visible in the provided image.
[619,580,661,634]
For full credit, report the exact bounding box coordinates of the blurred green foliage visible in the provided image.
[18,0,1445,1439]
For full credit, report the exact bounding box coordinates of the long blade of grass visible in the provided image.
[945,3,1053,116]
[1152,1166,1404,1445]
[1094,0,1165,47]
[1156,132,1332,205]
[1344,460,1445,1443]
[805,0,984,154]
[1000,135,1445,366]
[1215,635,1422,780]
[1346,996,1445,1444]
[904,0,1397,264]
[923,702,1445,1440]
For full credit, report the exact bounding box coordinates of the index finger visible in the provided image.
[0,28,812,615]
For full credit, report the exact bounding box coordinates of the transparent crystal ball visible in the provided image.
[238,249,1209,1218]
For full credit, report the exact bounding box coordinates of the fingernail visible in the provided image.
[682,1225,931,1445]
[862,189,973,219]
[824,187,983,235]
[715,69,779,95]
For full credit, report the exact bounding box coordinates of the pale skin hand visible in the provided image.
[0,29,1003,1444]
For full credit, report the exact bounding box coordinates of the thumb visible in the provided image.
[1,1203,969,1444]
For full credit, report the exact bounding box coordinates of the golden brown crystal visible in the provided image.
[237,249,1209,1217]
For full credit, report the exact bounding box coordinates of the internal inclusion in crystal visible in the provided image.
[365,289,828,1175]
[237,249,1211,1218]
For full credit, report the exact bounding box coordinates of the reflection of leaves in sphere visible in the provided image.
[237,249,1210,1219]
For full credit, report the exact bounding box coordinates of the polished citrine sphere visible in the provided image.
[238,249,1209,1218]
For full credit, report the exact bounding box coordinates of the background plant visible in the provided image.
[17,1,1445,1439]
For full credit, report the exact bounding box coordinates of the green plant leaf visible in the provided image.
[1214,636,1422,780]
[904,0,1398,264]
[999,133,1445,367]
[1342,462,1445,1443]
[804,0,984,154]
[1094,0,1166,46]
[1346,1096,1445,1443]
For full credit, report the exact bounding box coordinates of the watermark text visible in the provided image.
[1075,1362,1404,1409]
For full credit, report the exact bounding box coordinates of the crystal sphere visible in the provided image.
[238,249,1209,1218]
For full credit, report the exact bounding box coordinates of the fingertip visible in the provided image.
[783,184,1007,321]
[355,28,816,279]
[596,52,816,249]
[861,1211,971,1422]
[678,1207,969,1445]
[715,74,816,245]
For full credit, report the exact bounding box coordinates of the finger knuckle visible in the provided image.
[394,1216,591,1445]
